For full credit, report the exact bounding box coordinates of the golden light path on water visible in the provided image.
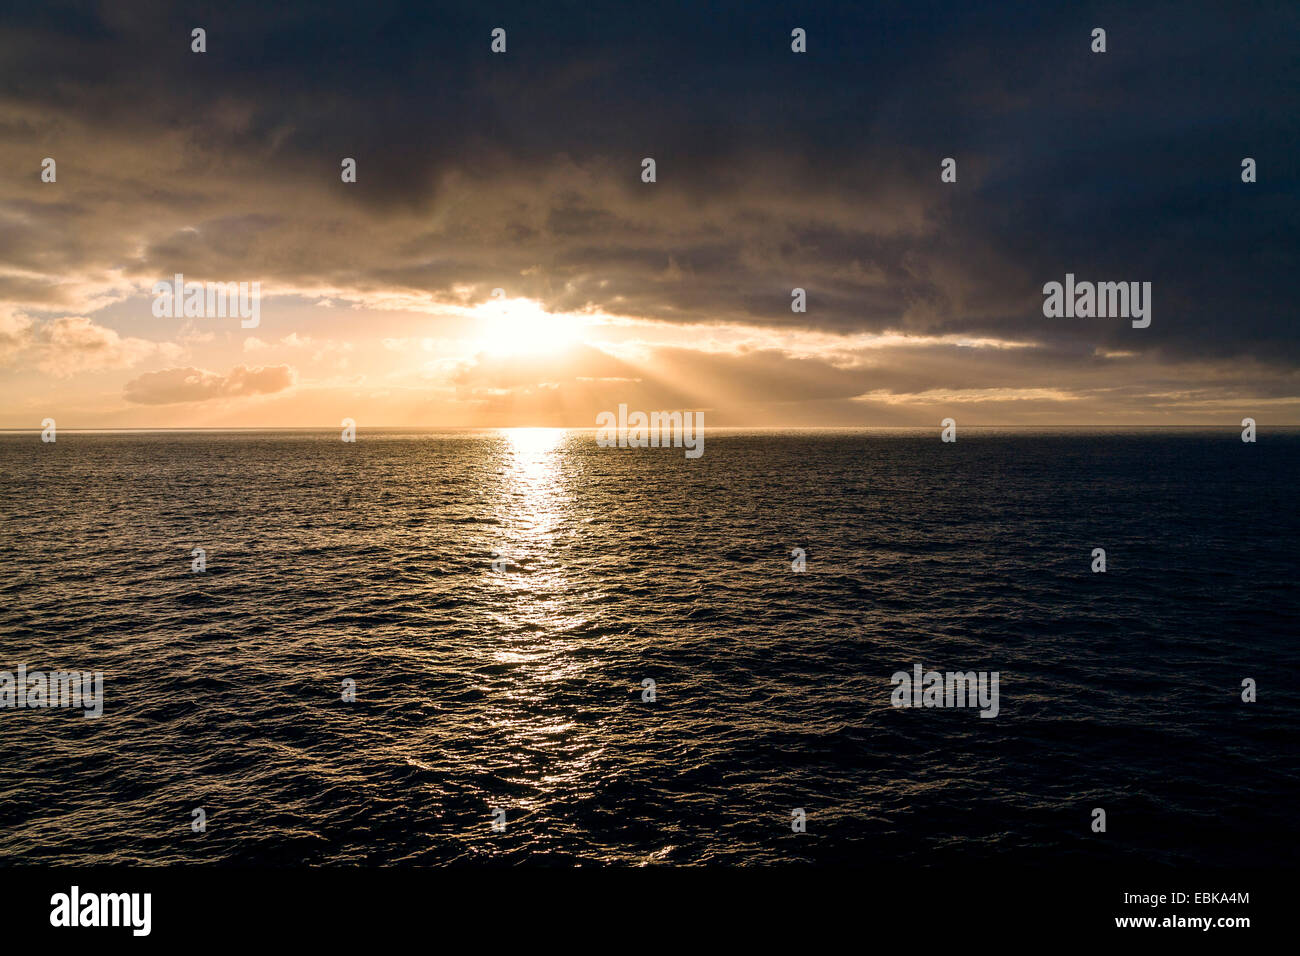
[481,428,607,846]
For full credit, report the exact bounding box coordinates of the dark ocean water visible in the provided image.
[0,428,1296,867]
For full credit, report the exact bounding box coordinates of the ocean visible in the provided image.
[0,428,1296,866]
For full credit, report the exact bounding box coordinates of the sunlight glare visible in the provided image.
[475,297,583,357]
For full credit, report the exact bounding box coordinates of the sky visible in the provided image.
[1,0,1298,427]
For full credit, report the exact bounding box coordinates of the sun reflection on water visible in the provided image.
[493,426,578,640]
[481,428,602,830]
[502,427,566,532]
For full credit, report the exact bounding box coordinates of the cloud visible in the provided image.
[0,309,32,362]
[408,338,1300,426]
[0,310,179,376]
[123,364,296,405]
[35,316,180,375]
[0,1,1296,423]
[1,2,1294,358]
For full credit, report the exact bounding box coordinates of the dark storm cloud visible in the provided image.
[1,0,1297,368]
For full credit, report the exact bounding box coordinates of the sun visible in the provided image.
[473,296,583,357]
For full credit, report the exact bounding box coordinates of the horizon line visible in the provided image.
[2,423,1294,432]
